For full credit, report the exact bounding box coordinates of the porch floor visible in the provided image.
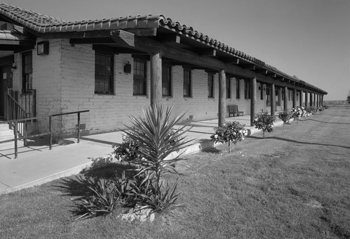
[0,114,283,194]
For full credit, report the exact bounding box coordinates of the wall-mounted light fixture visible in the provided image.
[11,63,17,70]
[124,61,131,74]
[37,41,49,55]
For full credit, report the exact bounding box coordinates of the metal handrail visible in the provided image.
[1,110,89,159]
[7,89,28,121]
[49,110,89,149]
[0,117,39,159]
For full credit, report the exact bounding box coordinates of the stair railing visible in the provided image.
[6,89,36,139]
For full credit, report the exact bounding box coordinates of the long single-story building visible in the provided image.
[0,2,327,139]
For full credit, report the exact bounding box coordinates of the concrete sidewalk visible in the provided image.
[0,115,283,195]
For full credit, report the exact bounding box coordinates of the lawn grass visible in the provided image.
[0,105,349,239]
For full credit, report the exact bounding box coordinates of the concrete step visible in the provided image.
[0,124,14,142]
[0,140,24,151]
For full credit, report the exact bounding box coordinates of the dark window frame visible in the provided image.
[236,78,240,99]
[95,51,114,94]
[208,72,214,98]
[183,68,192,97]
[133,58,147,96]
[22,51,33,92]
[260,83,264,100]
[226,77,231,99]
[162,64,172,97]
[244,80,250,99]
[266,87,271,106]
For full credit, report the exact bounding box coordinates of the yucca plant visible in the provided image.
[119,105,194,213]
[73,172,130,220]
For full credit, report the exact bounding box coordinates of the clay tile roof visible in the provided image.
[0,2,326,93]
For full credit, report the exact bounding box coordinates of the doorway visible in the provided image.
[0,66,12,119]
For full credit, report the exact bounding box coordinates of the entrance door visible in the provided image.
[0,66,12,119]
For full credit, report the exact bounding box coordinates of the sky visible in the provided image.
[3,0,349,100]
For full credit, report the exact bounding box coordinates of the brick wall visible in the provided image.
[15,39,278,137]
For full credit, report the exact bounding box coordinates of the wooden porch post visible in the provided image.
[218,70,226,127]
[278,87,282,108]
[293,88,297,108]
[271,83,275,116]
[284,86,288,111]
[250,77,257,126]
[150,52,162,107]
[313,93,316,107]
[305,91,308,108]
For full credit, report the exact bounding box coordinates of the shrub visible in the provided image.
[73,105,193,219]
[278,111,291,128]
[117,105,194,213]
[113,135,142,162]
[210,121,247,152]
[253,112,276,138]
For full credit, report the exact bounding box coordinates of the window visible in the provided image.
[289,89,292,101]
[183,68,191,97]
[260,83,264,100]
[266,87,271,106]
[226,77,231,99]
[133,58,147,95]
[162,65,172,96]
[22,51,33,91]
[244,80,250,99]
[95,51,113,94]
[236,78,240,99]
[208,73,214,98]
[276,89,280,106]
[282,89,285,101]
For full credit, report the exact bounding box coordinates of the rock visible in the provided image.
[118,205,155,222]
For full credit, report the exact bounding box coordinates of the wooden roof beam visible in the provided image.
[70,38,115,44]
[196,48,216,57]
[256,69,269,75]
[222,57,240,65]
[127,28,157,36]
[268,72,277,78]
[240,64,256,71]
[158,34,181,44]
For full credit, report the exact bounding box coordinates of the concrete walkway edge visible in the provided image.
[0,116,287,195]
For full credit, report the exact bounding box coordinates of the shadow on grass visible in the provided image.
[201,147,221,154]
[54,162,139,217]
[249,136,350,149]
[305,119,350,125]
[56,163,138,196]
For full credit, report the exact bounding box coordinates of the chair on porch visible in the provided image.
[228,105,244,117]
